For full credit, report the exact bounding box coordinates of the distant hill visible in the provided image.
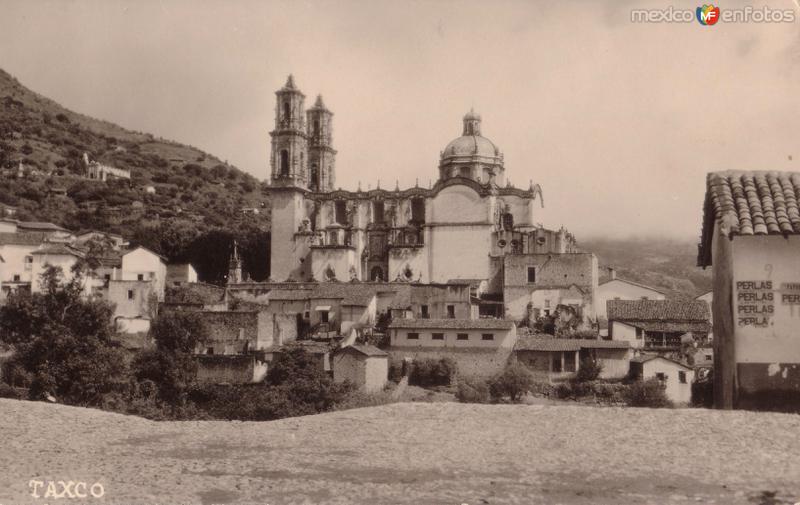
[581,236,711,299]
[0,67,269,236]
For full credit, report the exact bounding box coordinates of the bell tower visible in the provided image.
[269,75,308,188]
[306,95,336,192]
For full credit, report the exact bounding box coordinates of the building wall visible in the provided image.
[388,246,428,283]
[30,253,84,293]
[195,310,272,354]
[428,225,493,283]
[388,346,513,380]
[596,280,666,319]
[641,359,694,405]
[270,190,308,281]
[195,355,268,384]
[610,321,644,349]
[503,253,598,321]
[332,352,388,393]
[725,235,800,408]
[390,326,516,350]
[0,244,39,283]
[121,248,166,300]
[108,280,156,320]
[311,247,357,282]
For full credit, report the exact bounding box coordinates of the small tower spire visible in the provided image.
[227,240,242,285]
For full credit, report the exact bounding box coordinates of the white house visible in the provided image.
[166,263,198,287]
[332,344,389,393]
[698,170,800,410]
[596,271,666,321]
[120,246,167,300]
[30,244,88,294]
[629,355,695,405]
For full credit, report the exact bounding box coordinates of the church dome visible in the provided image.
[443,134,500,159]
[439,109,505,185]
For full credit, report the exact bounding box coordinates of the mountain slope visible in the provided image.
[0,67,268,234]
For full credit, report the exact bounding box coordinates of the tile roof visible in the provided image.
[266,288,313,301]
[699,170,800,266]
[31,244,85,257]
[336,344,388,357]
[310,283,378,306]
[515,336,630,352]
[0,232,47,246]
[607,299,710,322]
[630,354,692,369]
[388,318,515,330]
[627,321,711,333]
[17,221,69,232]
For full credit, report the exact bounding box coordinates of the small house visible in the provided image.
[629,354,695,405]
[607,299,710,350]
[514,335,632,381]
[332,344,389,393]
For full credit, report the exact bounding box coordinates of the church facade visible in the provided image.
[266,76,589,317]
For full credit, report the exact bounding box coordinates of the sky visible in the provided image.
[1,0,799,240]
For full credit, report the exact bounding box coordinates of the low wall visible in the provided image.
[387,346,513,380]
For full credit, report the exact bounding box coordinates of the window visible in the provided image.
[447,305,455,318]
[137,274,144,281]
[421,305,429,319]
[656,372,667,382]
[544,309,550,317]
[373,201,385,223]
[678,371,687,384]
[407,332,419,340]
[280,150,289,176]
[12,274,20,282]
[206,347,214,355]
[313,119,320,136]
[544,299,551,308]
[502,213,514,231]
[527,266,536,283]
[552,355,563,373]
[459,166,470,178]
[564,351,577,372]
[432,333,444,340]
[320,311,329,323]
[411,198,425,223]
[635,327,643,339]
[335,201,347,225]
[310,164,319,190]
[457,333,468,341]
[104,274,111,281]
[283,101,290,120]
[127,290,134,300]
[25,256,33,264]
[705,354,712,361]
[481,333,494,341]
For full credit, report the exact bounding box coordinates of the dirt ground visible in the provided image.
[1,399,800,505]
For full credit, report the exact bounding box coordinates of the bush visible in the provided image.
[691,376,713,408]
[624,378,673,408]
[576,357,603,382]
[488,363,534,402]
[456,379,490,404]
[0,382,24,399]
[409,358,457,387]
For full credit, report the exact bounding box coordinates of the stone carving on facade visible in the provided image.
[349,265,358,281]
[324,265,336,281]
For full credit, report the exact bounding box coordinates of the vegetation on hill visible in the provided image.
[581,236,712,298]
[0,68,270,282]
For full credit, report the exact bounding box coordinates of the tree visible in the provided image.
[624,378,673,408]
[489,363,534,402]
[576,356,603,382]
[0,265,127,405]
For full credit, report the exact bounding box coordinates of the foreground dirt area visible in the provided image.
[1,399,800,505]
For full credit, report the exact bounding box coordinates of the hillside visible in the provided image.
[582,236,712,299]
[1,399,799,504]
[0,68,269,236]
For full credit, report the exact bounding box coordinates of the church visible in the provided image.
[266,75,588,314]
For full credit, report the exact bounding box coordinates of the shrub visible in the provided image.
[456,379,490,404]
[0,382,24,399]
[576,356,603,382]
[409,358,457,387]
[691,376,713,408]
[488,363,534,402]
[624,378,673,408]
[20,143,33,155]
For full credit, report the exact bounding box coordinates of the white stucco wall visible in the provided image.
[641,358,694,405]
[610,321,643,349]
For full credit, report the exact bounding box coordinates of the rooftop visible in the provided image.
[607,299,710,322]
[0,232,47,246]
[515,335,630,352]
[388,318,515,330]
[335,344,388,357]
[699,170,800,266]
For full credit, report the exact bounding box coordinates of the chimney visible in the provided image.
[608,267,616,280]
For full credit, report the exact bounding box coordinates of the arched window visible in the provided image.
[283,101,291,121]
[310,164,319,190]
[460,166,471,178]
[280,150,289,176]
[314,119,320,136]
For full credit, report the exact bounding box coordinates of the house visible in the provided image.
[83,153,131,181]
[29,244,87,294]
[514,335,632,381]
[16,221,73,241]
[629,354,695,405]
[120,246,167,300]
[0,232,47,299]
[697,170,800,409]
[194,310,277,355]
[107,280,158,339]
[166,263,198,287]
[596,269,666,321]
[695,291,714,339]
[502,252,599,323]
[74,230,127,250]
[607,299,710,350]
[387,318,517,379]
[332,344,389,393]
